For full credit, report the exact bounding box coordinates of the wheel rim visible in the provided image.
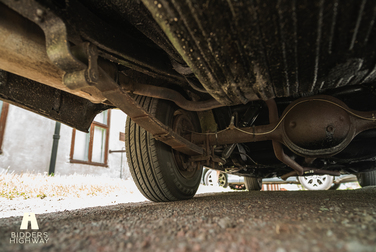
[172,110,199,179]
[299,175,332,190]
[218,173,227,187]
[205,170,215,186]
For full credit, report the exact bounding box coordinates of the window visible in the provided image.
[70,110,110,166]
[0,100,9,154]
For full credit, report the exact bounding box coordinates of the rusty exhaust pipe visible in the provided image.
[265,99,305,176]
[119,78,224,112]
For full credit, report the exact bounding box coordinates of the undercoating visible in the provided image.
[0,71,110,132]
[1,0,376,176]
[141,0,376,105]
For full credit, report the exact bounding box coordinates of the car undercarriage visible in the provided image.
[1,0,376,201]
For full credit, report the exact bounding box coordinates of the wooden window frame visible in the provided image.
[0,102,9,154]
[70,110,111,167]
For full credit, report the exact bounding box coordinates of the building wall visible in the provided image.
[0,105,130,179]
[0,105,55,173]
[54,109,129,178]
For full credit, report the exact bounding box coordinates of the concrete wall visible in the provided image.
[0,105,130,179]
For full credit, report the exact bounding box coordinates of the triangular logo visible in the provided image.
[20,213,39,230]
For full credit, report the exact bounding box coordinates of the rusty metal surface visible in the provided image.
[2,0,376,174]
[46,5,202,154]
[283,101,351,149]
[191,95,376,172]
[172,111,201,178]
[267,99,338,177]
[0,0,204,156]
[141,0,274,105]
[142,0,376,105]
[280,96,376,157]
[190,123,278,146]
[0,71,109,132]
[2,0,186,85]
[97,68,203,155]
[0,3,106,104]
[281,96,356,157]
[266,99,305,176]
[48,32,203,155]
[120,80,223,112]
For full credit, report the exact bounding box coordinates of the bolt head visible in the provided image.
[35,9,45,22]
[326,125,334,133]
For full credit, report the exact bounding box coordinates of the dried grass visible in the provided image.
[0,171,132,200]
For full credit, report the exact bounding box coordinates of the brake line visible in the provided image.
[194,98,376,137]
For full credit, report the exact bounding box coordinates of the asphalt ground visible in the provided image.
[0,187,375,252]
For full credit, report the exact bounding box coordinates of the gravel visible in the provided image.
[0,187,375,251]
[0,181,232,219]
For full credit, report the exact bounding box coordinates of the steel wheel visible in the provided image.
[218,172,228,187]
[204,170,215,186]
[204,170,227,187]
[298,175,333,190]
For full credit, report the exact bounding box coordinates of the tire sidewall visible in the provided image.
[153,99,202,199]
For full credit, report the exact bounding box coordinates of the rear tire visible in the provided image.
[244,177,262,191]
[357,170,376,187]
[125,96,202,202]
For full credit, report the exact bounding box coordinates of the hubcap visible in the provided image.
[205,170,226,187]
[218,173,227,187]
[300,175,331,190]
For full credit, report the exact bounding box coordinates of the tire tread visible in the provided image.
[358,170,376,187]
[244,177,262,191]
[125,97,176,201]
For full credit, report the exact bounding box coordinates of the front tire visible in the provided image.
[244,177,262,191]
[357,170,376,187]
[125,96,202,202]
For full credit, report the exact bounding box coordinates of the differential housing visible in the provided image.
[281,96,357,157]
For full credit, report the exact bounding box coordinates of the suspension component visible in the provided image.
[190,95,376,174]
